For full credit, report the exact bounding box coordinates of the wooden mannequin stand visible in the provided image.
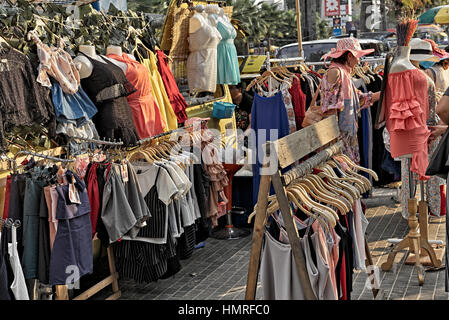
[381,180,442,286]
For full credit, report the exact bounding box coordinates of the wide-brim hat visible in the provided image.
[424,38,449,61]
[409,38,440,62]
[321,37,374,61]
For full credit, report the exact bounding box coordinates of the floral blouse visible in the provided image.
[320,63,374,163]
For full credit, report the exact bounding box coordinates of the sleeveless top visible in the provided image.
[107,53,166,138]
[187,12,222,93]
[79,52,140,146]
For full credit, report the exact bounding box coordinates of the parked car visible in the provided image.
[276,38,386,63]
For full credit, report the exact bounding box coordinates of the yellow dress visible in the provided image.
[135,46,178,131]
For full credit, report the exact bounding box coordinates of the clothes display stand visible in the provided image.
[1,144,122,300]
[244,116,380,300]
[381,157,442,286]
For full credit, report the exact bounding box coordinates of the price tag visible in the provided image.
[121,163,129,183]
[69,175,81,204]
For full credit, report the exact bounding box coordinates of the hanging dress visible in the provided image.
[400,73,445,218]
[187,12,222,93]
[107,53,166,138]
[134,44,178,131]
[156,50,188,124]
[216,20,240,85]
[251,91,290,205]
[79,52,140,146]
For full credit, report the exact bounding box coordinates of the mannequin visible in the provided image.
[189,4,205,34]
[389,46,415,160]
[106,45,122,56]
[73,45,98,79]
[205,4,219,27]
[187,2,222,93]
[105,45,138,74]
[390,46,416,74]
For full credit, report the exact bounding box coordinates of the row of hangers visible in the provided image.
[246,61,312,93]
[127,129,202,169]
[248,153,378,233]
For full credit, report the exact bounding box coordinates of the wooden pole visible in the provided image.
[295,0,303,58]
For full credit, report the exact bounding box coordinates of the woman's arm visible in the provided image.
[436,95,449,125]
[358,90,380,110]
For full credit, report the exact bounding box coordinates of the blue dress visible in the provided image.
[250,92,290,205]
[216,21,240,85]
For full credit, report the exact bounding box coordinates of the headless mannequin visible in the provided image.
[73,45,98,79]
[217,7,232,28]
[205,4,219,27]
[189,5,205,34]
[106,45,137,74]
[390,46,415,160]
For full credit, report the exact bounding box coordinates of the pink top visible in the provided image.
[385,69,430,180]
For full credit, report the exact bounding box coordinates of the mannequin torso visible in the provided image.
[105,45,137,74]
[390,46,416,74]
[74,45,97,79]
[390,46,417,159]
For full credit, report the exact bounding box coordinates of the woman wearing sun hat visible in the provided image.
[422,39,449,95]
[320,37,381,164]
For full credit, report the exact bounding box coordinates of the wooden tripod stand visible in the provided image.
[381,180,442,285]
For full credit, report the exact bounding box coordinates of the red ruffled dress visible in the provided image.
[385,69,431,180]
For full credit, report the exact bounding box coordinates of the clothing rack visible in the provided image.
[12,150,74,173]
[281,140,344,186]
[0,218,21,229]
[137,122,206,145]
[7,147,121,300]
[245,115,380,300]
[67,135,124,146]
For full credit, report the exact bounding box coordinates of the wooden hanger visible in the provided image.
[305,174,354,208]
[286,189,331,233]
[334,154,379,181]
[288,184,337,223]
[287,186,336,229]
[297,177,349,214]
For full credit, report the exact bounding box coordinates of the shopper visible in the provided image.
[229,83,253,132]
[423,39,449,95]
[320,38,380,164]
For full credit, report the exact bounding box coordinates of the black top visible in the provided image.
[0,47,54,151]
[237,91,254,114]
[79,53,140,146]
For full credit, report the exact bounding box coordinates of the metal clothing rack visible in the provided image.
[137,122,206,145]
[12,150,75,173]
[66,135,124,146]
[0,218,21,229]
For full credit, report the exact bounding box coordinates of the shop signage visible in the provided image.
[324,0,340,17]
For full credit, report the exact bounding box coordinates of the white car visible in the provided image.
[276,38,386,63]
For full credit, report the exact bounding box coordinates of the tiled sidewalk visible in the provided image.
[97,188,447,300]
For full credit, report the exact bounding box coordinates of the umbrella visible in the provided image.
[419,5,449,25]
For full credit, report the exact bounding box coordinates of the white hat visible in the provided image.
[409,38,440,62]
